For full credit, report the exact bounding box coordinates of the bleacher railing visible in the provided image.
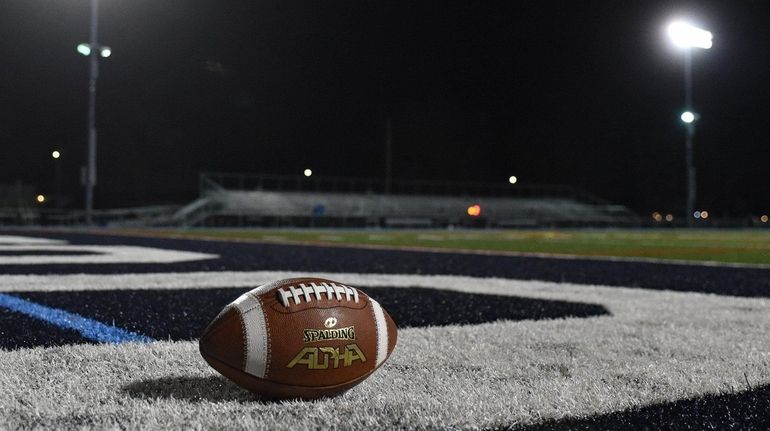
[200,172,611,205]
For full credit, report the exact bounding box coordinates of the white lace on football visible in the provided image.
[277,282,360,307]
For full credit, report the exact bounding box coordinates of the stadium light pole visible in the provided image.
[77,0,111,225]
[667,21,712,227]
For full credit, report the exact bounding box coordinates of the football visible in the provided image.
[199,277,398,399]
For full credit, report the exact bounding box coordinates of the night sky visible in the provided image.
[1,0,769,215]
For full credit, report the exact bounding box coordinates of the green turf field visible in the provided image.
[146,229,770,265]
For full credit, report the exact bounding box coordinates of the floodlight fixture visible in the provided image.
[304,169,313,177]
[52,150,61,159]
[36,194,46,204]
[77,43,92,56]
[508,175,518,184]
[667,21,713,50]
[77,43,112,58]
[680,111,696,124]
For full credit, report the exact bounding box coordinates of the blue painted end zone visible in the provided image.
[0,293,154,344]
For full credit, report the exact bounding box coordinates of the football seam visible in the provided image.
[261,295,272,377]
[368,298,379,368]
[237,305,248,371]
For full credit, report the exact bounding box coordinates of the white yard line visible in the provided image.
[0,245,218,265]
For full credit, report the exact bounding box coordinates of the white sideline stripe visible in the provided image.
[370,298,388,366]
[233,292,268,378]
[0,270,748,301]
[0,245,218,265]
[0,236,66,245]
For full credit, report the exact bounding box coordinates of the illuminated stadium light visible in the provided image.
[76,43,92,56]
[665,213,674,222]
[762,215,769,223]
[700,210,709,219]
[652,212,663,222]
[36,194,45,204]
[680,111,696,124]
[467,204,481,217]
[508,176,518,184]
[100,47,112,58]
[667,21,713,50]
[52,150,61,159]
[693,211,701,219]
[303,168,313,177]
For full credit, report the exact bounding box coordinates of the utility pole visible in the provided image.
[683,49,696,227]
[666,21,712,227]
[385,117,392,194]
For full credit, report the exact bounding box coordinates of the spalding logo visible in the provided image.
[303,326,356,343]
[287,344,367,369]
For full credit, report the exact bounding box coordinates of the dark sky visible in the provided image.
[1,0,769,215]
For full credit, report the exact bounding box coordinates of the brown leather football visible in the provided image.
[199,277,397,399]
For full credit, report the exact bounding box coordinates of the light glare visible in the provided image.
[667,21,713,50]
[508,175,517,184]
[681,111,696,124]
[100,47,112,58]
[36,194,45,203]
[467,204,481,217]
[303,169,312,177]
[52,150,61,159]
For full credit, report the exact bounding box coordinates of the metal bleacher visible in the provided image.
[164,172,639,228]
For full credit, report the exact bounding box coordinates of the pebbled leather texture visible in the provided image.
[199,307,246,371]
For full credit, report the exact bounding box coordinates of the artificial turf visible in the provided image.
[130,229,770,266]
[3,275,770,430]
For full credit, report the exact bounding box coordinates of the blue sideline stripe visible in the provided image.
[0,293,154,344]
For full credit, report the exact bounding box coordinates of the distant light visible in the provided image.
[76,43,91,56]
[652,212,663,222]
[508,176,518,184]
[667,21,713,50]
[693,211,701,219]
[36,194,45,204]
[52,150,61,159]
[700,210,709,219]
[680,111,696,124]
[467,204,481,217]
[665,213,674,222]
[100,47,112,58]
[761,215,769,223]
[303,169,312,177]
